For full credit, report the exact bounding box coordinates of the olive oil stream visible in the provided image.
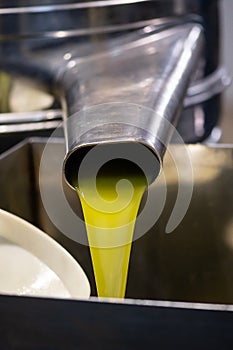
[75,160,147,298]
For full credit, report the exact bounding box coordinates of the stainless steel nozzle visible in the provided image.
[61,23,204,187]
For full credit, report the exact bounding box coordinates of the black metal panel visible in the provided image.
[0,295,233,350]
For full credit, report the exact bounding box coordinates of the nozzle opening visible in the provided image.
[64,142,161,190]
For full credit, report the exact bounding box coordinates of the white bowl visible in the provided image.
[0,209,90,299]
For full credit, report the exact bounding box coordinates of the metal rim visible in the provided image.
[0,0,149,14]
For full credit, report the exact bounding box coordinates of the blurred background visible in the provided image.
[220,0,233,143]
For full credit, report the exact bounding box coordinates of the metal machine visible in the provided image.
[0,1,232,347]
[0,1,229,164]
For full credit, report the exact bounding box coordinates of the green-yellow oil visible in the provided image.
[75,160,146,298]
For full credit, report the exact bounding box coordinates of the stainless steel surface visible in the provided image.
[63,22,204,187]
[184,66,230,108]
[0,1,213,35]
[0,64,229,135]
[0,110,62,133]
[0,0,226,158]
[1,294,233,349]
[0,138,233,304]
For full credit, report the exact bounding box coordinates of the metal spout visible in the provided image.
[0,16,204,186]
[61,22,204,187]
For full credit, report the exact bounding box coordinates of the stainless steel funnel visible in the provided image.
[0,11,204,186]
[60,22,204,186]
[0,0,229,159]
[0,0,229,189]
[0,0,226,146]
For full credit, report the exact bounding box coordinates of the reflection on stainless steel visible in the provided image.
[0,110,62,125]
[0,120,61,134]
[0,64,229,134]
[0,109,62,134]
[0,139,232,304]
[163,144,223,184]
[0,0,227,166]
[184,66,231,108]
[225,218,233,250]
[62,22,203,185]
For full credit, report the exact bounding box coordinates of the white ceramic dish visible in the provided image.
[0,209,90,299]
